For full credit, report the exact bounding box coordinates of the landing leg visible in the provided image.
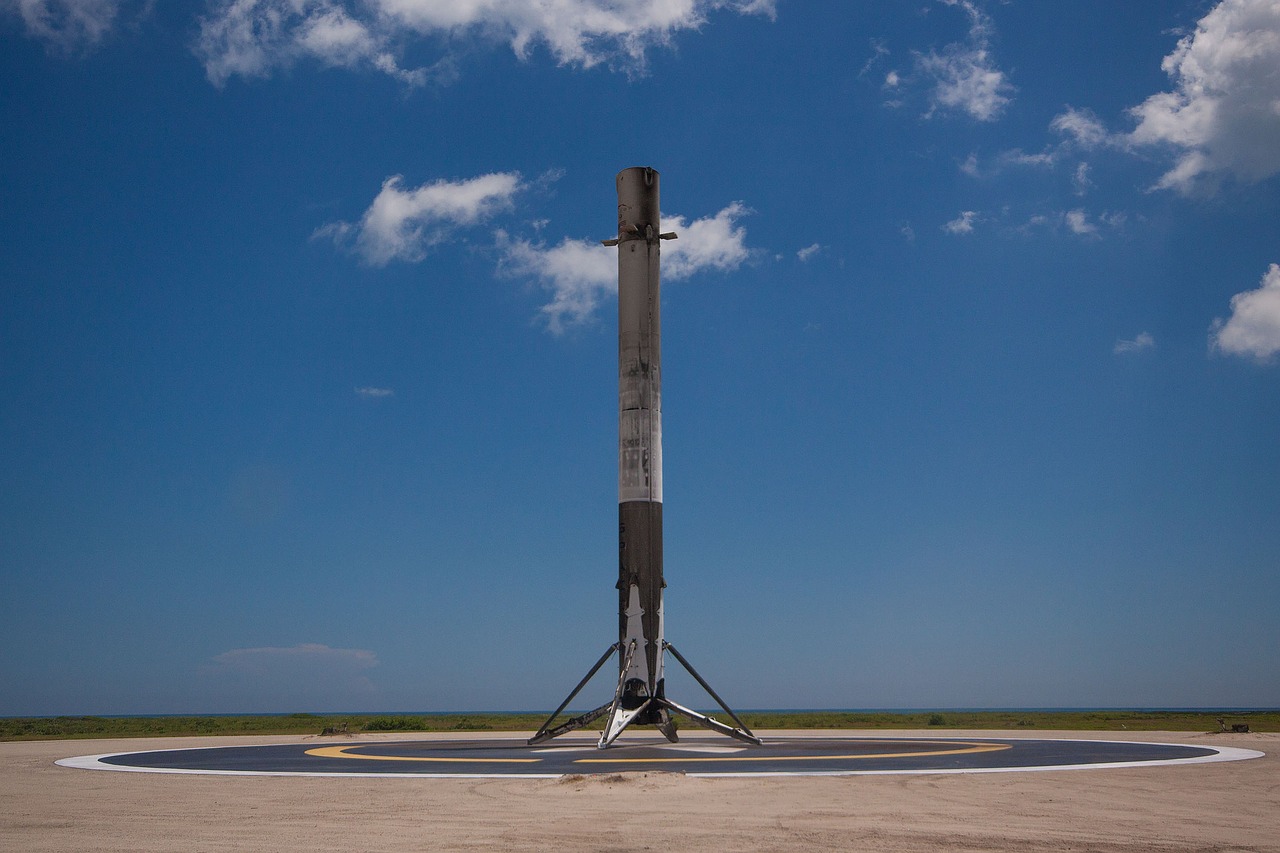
[662,641,762,745]
[528,643,619,746]
[530,638,760,748]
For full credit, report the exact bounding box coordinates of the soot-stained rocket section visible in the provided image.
[612,166,671,742]
[529,168,760,749]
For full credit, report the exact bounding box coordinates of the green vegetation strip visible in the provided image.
[3,710,1275,742]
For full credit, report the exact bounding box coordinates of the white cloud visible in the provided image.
[917,0,1012,121]
[1072,162,1093,195]
[497,231,616,333]
[317,172,749,332]
[965,108,1111,192]
[660,202,752,279]
[859,38,889,78]
[1051,106,1111,149]
[1012,207,1124,237]
[5,0,120,50]
[499,203,753,333]
[212,642,377,671]
[1001,149,1055,168]
[1102,211,1128,229]
[964,147,1062,179]
[970,108,1109,183]
[317,172,524,265]
[1212,263,1280,360]
[797,242,822,262]
[355,386,394,397]
[1128,0,1280,194]
[943,210,977,234]
[197,0,775,85]
[197,0,430,87]
[1064,208,1098,236]
[1114,332,1155,354]
[205,643,379,711]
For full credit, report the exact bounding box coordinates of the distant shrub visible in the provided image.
[927,714,946,726]
[452,718,492,730]
[362,716,426,732]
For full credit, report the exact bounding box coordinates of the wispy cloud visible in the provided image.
[1051,106,1112,150]
[196,0,776,87]
[1128,0,1280,194]
[212,642,378,672]
[1064,208,1098,237]
[917,0,1013,121]
[4,0,123,52]
[204,643,380,712]
[1212,263,1280,361]
[496,230,616,334]
[797,243,822,262]
[1072,162,1093,195]
[963,107,1112,184]
[858,37,889,78]
[315,172,524,265]
[498,203,753,333]
[1114,332,1155,354]
[195,0,453,87]
[943,210,978,234]
[355,386,393,398]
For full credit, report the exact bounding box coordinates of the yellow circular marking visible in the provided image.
[573,740,1012,764]
[305,745,540,764]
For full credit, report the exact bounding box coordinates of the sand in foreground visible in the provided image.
[3,729,1276,852]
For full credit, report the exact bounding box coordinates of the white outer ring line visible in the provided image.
[54,738,1265,779]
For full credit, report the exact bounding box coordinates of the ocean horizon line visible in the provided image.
[7,707,1276,720]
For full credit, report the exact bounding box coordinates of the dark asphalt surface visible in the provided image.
[95,736,1223,776]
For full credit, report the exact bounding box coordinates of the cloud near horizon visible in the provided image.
[203,643,380,712]
[211,642,378,671]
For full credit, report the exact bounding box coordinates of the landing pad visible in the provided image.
[58,736,1263,778]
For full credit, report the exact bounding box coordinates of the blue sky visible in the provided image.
[2,0,1278,716]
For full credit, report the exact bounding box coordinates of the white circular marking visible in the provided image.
[54,738,1265,779]
[651,744,746,754]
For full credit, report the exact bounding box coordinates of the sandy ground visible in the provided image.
[3,729,1276,852]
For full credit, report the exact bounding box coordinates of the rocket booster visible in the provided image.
[527,167,759,750]
[610,166,674,739]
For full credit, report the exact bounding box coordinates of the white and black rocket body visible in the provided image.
[529,167,759,749]
[611,166,671,740]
